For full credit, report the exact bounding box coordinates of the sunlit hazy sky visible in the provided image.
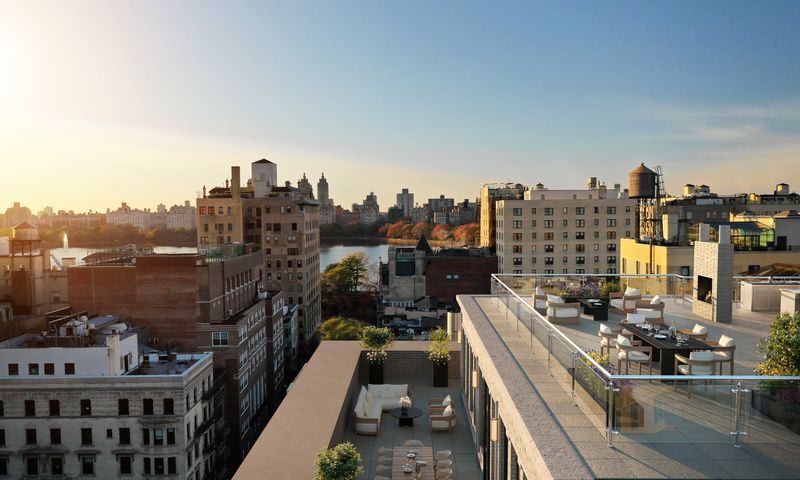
[1,1,799,214]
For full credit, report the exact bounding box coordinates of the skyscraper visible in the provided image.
[317,173,335,224]
[396,188,414,219]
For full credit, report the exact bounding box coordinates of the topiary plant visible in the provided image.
[427,327,451,366]
[314,442,364,480]
[360,326,394,366]
[755,312,800,376]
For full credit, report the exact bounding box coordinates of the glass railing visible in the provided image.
[490,274,800,452]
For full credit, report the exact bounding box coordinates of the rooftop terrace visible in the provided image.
[461,274,800,479]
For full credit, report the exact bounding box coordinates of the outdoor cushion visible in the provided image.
[442,405,454,417]
[626,313,646,324]
[619,350,649,361]
[442,394,452,406]
[535,287,545,296]
[546,294,564,304]
[609,298,624,309]
[547,307,578,318]
[624,287,641,297]
[535,298,547,309]
[677,351,715,375]
[650,295,662,304]
[638,308,662,319]
[714,335,735,360]
[599,323,613,334]
[692,324,707,334]
[617,335,632,347]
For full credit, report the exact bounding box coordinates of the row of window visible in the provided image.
[508,231,631,241]
[510,268,618,274]
[512,243,617,253]
[509,218,628,228]
[6,362,75,376]
[199,206,233,215]
[0,397,174,417]
[510,206,630,216]
[510,256,617,265]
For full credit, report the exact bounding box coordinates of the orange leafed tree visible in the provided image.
[431,223,452,240]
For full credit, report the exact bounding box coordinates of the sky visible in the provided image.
[1,0,799,214]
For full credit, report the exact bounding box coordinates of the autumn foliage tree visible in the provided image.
[453,223,479,245]
[431,223,452,240]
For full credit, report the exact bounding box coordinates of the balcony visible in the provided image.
[457,274,800,479]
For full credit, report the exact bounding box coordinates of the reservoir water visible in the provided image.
[50,242,389,271]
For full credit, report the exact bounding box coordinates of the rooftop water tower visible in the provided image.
[628,163,665,243]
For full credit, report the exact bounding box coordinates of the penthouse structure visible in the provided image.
[0,315,215,479]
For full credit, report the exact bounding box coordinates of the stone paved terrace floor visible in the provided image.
[473,295,800,479]
[344,380,481,480]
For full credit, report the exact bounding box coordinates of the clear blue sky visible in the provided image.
[1,0,799,212]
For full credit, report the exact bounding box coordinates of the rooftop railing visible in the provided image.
[490,274,800,450]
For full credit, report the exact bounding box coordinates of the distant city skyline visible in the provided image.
[2,1,799,213]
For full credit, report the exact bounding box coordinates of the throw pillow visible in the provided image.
[650,295,661,305]
[441,394,452,406]
[599,323,613,334]
[443,405,454,417]
[617,335,632,347]
[624,286,641,297]
[719,334,735,347]
[546,294,564,304]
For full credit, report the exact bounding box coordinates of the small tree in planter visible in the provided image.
[600,282,621,299]
[752,312,800,434]
[427,328,451,387]
[314,442,364,480]
[361,326,394,384]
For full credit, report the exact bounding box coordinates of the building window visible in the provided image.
[167,428,176,445]
[65,363,75,375]
[544,232,553,241]
[50,428,61,444]
[607,231,617,239]
[544,220,554,228]
[544,245,554,252]
[544,208,554,216]
[576,207,585,215]
[154,457,165,475]
[607,206,616,214]
[7,364,18,376]
[26,429,37,445]
[562,219,568,227]
[576,244,585,252]
[607,218,617,227]
[163,398,174,415]
[24,400,35,417]
[576,219,585,228]
[26,457,38,475]
[119,399,129,415]
[81,399,92,416]
[81,456,95,475]
[51,457,63,475]
[28,363,39,375]
[143,398,154,415]
[531,220,537,227]
[562,256,568,263]
[142,428,150,445]
[576,256,585,265]
[119,455,133,475]
[49,399,59,416]
[154,429,164,446]
[168,457,177,475]
[607,243,617,252]
[512,208,522,216]
[212,331,229,346]
[81,428,92,445]
[607,256,617,264]
[0,429,4,446]
[512,220,522,229]
[44,363,54,375]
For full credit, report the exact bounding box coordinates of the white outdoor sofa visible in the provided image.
[353,384,412,435]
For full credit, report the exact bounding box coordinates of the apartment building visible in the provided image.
[0,316,214,480]
[67,251,274,470]
[396,188,414,219]
[478,182,526,249]
[495,183,636,274]
[196,160,322,353]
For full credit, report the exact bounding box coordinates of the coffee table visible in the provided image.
[389,407,422,427]
[578,299,609,321]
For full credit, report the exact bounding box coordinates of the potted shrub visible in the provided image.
[556,282,602,303]
[361,326,394,384]
[314,442,364,480]
[427,328,451,387]
[752,312,800,435]
[600,282,621,300]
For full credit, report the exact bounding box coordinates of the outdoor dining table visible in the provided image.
[391,446,435,479]
[621,322,717,376]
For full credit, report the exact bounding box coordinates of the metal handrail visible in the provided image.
[491,274,800,383]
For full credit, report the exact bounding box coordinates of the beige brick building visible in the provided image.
[495,184,636,274]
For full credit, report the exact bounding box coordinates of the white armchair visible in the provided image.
[429,404,457,432]
[546,294,580,324]
[710,334,736,375]
[610,287,642,313]
[635,295,665,322]
[674,351,716,398]
[533,286,547,309]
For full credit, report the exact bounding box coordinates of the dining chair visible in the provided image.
[710,334,736,375]
[403,440,425,447]
[377,456,392,466]
[373,476,391,480]
[378,446,394,456]
[375,464,392,476]
[674,351,716,398]
[436,467,453,479]
[435,459,453,471]
[679,323,708,341]
[598,323,628,356]
[616,334,652,374]
[624,313,646,325]
[434,450,452,462]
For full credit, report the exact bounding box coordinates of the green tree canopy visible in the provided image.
[320,316,366,340]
